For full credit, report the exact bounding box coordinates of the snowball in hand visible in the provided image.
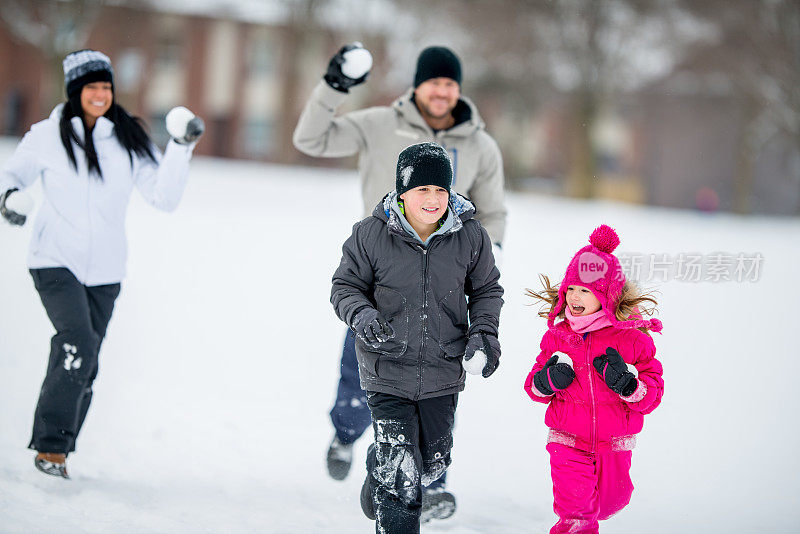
[166,106,195,139]
[6,190,33,215]
[463,349,487,376]
[553,352,573,368]
[341,47,372,79]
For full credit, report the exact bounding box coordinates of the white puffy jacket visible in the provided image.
[0,105,194,286]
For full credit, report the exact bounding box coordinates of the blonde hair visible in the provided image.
[525,274,660,333]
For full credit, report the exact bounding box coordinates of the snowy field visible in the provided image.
[1,140,799,533]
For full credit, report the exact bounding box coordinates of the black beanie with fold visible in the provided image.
[396,142,453,196]
[413,46,462,87]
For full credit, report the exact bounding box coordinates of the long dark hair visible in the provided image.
[59,93,156,178]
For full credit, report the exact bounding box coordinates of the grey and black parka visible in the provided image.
[331,192,504,401]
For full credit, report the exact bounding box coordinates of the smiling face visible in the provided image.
[566,285,602,316]
[414,77,460,126]
[80,81,113,127]
[399,185,450,237]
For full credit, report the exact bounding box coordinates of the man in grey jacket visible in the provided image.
[294,44,507,516]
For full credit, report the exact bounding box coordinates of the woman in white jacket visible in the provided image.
[0,49,204,478]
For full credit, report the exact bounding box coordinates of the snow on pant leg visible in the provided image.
[417,394,457,487]
[330,329,372,444]
[547,442,600,534]
[367,392,423,534]
[28,268,101,454]
[596,450,633,520]
[72,281,121,449]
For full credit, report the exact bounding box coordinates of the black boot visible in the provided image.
[421,487,456,523]
[34,452,69,479]
[326,436,354,481]
[360,444,377,519]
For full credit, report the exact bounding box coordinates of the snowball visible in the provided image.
[166,106,195,139]
[5,189,33,215]
[341,47,372,79]
[553,351,573,368]
[463,350,486,375]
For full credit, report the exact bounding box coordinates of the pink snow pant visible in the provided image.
[547,442,634,534]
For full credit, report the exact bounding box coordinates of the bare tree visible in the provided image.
[395,0,710,197]
[675,0,800,213]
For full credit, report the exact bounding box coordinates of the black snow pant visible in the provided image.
[331,330,448,489]
[28,267,120,455]
[365,391,457,534]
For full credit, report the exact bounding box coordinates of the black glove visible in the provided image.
[0,188,26,226]
[463,332,500,378]
[533,354,576,396]
[175,116,205,145]
[324,43,369,93]
[593,347,638,397]
[166,106,205,145]
[352,308,395,348]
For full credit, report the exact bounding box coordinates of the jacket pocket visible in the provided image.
[435,354,466,387]
[437,287,468,357]
[371,285,409,357]
[436,287,468,387]
[358,351,380,379]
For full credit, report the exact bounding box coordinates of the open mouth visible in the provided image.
[570,304,586,315]
[421,207,439,213]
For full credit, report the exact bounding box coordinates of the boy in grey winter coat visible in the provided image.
[301,47,506,510]
[331,143,503,534]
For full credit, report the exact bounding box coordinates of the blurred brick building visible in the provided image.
[1,1,796,215]
[0,2,387,164]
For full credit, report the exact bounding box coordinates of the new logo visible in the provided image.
[578,252,608,283]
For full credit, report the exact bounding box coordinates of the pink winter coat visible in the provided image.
[524,321,664,453]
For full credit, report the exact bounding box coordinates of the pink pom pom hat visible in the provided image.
[548,224,663,334]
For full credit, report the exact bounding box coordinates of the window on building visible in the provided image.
[155,32,183,70]
[243,118,275,159]
[116,48,145,93]
[247,31,277,77]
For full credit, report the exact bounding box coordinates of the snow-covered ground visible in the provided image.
[1,144,799,533]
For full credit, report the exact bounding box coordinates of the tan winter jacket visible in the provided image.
[293,81,507,244]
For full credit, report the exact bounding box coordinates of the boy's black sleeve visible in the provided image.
[464,221,504,337]
[331,220,376,328]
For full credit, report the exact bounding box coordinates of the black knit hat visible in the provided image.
[396,142,453,196]
[413,46,462,87]
[63,49,114,97]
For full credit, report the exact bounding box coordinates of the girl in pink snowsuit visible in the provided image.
[524,225,664,534]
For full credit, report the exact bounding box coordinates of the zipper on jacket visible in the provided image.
[416,245,429,400]
[85,157,94,283]
[586,332,597,453]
